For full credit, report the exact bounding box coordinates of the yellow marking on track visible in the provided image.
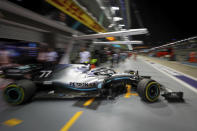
[130,93,138,96]
[3,118,23,127]
[124,85,132,98]
[124,93,131,98]
[124,85,139,98]
[83,98,95,106]
[60,111,83,131]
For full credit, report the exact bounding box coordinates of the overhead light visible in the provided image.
[119,24,125,27]
[107,17,112,20]
[106,37,116,41]
[93,41,143,45]
[73,28,148,40]
[100,6,105,10]
[113,17,123,21]
[108,24,115,28]
[111,7,119,11]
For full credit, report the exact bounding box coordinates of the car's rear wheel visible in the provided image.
[3,80,36,105]
[137,79,160,102]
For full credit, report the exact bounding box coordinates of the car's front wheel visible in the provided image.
[137,79,160,102]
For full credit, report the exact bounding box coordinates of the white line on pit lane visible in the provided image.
[142,58,197,94]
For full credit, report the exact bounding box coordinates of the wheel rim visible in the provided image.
[148,85,159,98]
[145,82,160,102]
[4,85,24,104]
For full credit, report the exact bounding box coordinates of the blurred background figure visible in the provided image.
[128,52,132,58]
[133,52,137,60]
[46,48,58,66]
[111,49,119,68]
[120,51,127,62]
[101,47,108,63]
[106,48,112,64]
[37,47,47,64]
[0,47,11,65]
[92,49,100,66]
[79,47,91,64]
[189,52,197,63]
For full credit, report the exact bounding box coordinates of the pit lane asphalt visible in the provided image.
[0,57,197,131]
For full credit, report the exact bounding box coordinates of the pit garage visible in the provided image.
[0,56,197,131]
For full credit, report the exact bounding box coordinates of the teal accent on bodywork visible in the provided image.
[59,83,98,91]
[113,77,130,80]
[66,86,97,91]
[18,65,30,70]
[106,80,112,83]
[98,83,102,89]
[106,77,130,83]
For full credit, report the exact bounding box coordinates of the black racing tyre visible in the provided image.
[3,80,36,105]
[137,79,160,103]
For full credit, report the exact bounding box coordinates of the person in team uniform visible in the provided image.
[79,47,91,64]
[46,48,58,68]
[0,47,10,65]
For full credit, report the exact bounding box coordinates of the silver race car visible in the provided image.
[1,64,183,105]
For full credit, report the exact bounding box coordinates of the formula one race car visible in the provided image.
[0,64,184,105]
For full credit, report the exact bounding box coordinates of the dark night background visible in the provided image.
[7,0,197,47]
[130,0,197,47]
